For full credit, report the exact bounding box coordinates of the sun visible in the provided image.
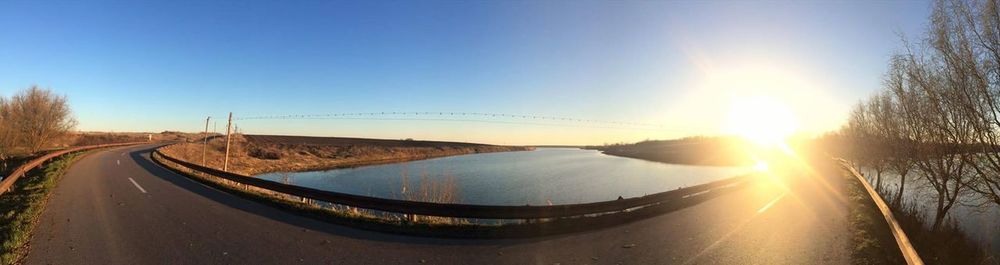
[724,95,798,148]
[753,160,770,172]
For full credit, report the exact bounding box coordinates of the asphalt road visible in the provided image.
[26,144,849,264]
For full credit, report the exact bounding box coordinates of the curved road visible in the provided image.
[26,144,848,264]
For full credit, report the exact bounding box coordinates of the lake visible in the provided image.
[256,148,752,206]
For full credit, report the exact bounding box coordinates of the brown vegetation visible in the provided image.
[56,131,205,147]
[0,86,76,156]
[0,86,76,174]
[158,134,532,176]
[0,87,76,155]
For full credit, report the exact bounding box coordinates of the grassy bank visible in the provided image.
[160,134,532,176]
[0,152,82,265]
[842,165,905,265]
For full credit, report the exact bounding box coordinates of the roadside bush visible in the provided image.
[248,146,282,160]
[3,87,76,154]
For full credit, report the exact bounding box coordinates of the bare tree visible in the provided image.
[894,4,986,230]
[838,0,1000,232]
[846,99,890,188]
[0,97,13,172]
[844,2,980,230]
[5,86,77,153]
[933,0,1000,207]
[869,86,916,206]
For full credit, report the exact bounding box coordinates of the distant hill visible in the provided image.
[588,136,754,167]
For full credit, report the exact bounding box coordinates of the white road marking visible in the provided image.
[116,160,120,165]
[128,178,147,193]
[757,192,787,213]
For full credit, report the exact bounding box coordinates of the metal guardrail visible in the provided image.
[153,148,749,219]
[0,142,146,196]
[839,159,924,265]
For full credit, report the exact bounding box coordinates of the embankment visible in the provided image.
[158,134,533,176]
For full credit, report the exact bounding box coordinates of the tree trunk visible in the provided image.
[932,194,946,232]
[893,171,907,207]
[875,169,884,193]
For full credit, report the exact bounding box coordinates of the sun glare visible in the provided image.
[753,160,770,172]
[725,96,798,148]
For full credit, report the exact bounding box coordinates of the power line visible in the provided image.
[248,117,689,132]
[234,111,696,130]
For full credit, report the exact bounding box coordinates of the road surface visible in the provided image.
[26,144,849,264]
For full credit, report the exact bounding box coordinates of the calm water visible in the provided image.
[256,148,751,206]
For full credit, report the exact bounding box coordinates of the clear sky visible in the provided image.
[0,1,930,145]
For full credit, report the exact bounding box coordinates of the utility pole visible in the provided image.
[223,112,233,172]
[202,116,210,165]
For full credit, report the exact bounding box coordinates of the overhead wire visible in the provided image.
[233,111,683,131]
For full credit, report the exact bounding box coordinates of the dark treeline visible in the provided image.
[588,136,755,166]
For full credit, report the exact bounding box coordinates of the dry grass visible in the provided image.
[41,131,208,149]
[396,171,465,224]
[159,134,531,176]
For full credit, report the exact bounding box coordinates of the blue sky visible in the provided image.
[0,1,930,145]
